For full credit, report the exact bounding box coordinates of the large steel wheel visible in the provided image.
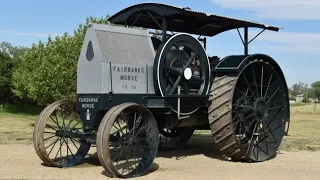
[153,33,211,115]
[208,58,289,162]
[33,101,91,167]
[96,103,159,178]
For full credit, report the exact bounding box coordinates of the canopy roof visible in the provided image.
[108,3,280,37]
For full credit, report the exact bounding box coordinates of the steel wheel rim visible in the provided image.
[100,104,159,178]
[34,101,90,167]
[232,60,288,161]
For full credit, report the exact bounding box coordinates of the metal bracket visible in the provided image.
[177,86,190,120]
[237,27,266,55]
[284,119,290,136]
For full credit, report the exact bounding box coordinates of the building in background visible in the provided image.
[295,94,304,102]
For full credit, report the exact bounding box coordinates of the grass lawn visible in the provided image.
[279,103,320,151]
[0,103,42,144]
[1,102,320,151]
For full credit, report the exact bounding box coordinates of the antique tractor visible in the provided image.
[32,3,290,178]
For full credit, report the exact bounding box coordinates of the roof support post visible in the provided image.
[162,17,167,42]
[244,27,248,55]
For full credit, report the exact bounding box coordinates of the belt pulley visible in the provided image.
[153,33,211,115]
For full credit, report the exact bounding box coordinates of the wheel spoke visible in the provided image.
[60,107,67,130]
[70,121,81,131]
[184,53,196,68]
[66,112,78,130]
[233,104,254,110]
[260,66,264,97]
[113,120,125,136]
[53,111,61,129]
[69,138,86,158]
[44,131,55,134]
[242,113,255,122]
[165,66,180,75]
[267,115,282,128]
[255,125,269,155]
[44,135,56,141]
[266,87,280,105]
[47,137,60,157]
[265,122,278,144]
[63,137,76,166]
[242,72,256,99]
[251,63,260,98]
[268,105,284,111]
[264,73,273,100]
[50,116,62,130]
[246,122,258,156]
[168,76,182,94]
[111,143,132,161]
[46,124,58,131]
[45,137,59,150]
[235,87,254,104]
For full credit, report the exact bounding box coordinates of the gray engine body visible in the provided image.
[77,23,156,95]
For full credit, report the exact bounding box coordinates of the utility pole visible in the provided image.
[305,82,309,105]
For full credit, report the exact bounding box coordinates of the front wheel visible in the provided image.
[96,103,159,178]
[33,101,91,167]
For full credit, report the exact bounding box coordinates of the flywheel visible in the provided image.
[208,58,289,162]
[153,33,211,115]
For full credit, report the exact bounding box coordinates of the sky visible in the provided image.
[1,0,320,88]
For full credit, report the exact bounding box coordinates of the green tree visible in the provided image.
[0,51,14,102]
[0,42,29,59]
[310,81,320,109]
[291,81,305,97]
[308,88,315,99]
[0,42,28,103]
[12,16,109,105]
[311,81,320,99]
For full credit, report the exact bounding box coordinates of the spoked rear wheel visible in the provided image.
[97,103,159,178]
[33,101,91,167]
[209,59,289,162]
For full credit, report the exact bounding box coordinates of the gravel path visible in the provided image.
[1,143,319,180]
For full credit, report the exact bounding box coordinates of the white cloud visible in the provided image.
[15,32,52,38]
[0,30,57,38]
[248,30,320,55]
[210,0,320,20]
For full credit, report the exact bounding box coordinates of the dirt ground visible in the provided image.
[1,141,320,180]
